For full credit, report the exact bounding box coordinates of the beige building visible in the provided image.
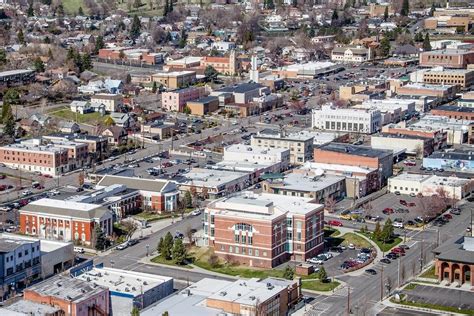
[186,96,219,115]
[369,3,394,17]
[422,68,474,88]
[331,45,374,63]
[90,94,124,112]
[151,71,196,90]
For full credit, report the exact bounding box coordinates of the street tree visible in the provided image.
[172,238,187,265]
[130,14,141,39]
[400,0,409,16]
[380,218,394,242]
[94,225,108,250]
[122,220,139,240]
[94,35,105,54]
[423,33,432,51]
[3,108,15,138]
[318,266,328,281]
[205,65,219,82]
[283,266,294,280]
[157,237,164,252]
[183,191,193,208]
[373,221,382,240]
[379,37,391,57]
[161,232,174,260]
[131,306,140,316]
[384,6,388,21]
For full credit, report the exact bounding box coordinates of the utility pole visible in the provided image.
[398,256,401,288]
[380,264,384,301]
[347,286,350,316]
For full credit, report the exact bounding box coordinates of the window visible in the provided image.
[248,248,252,256]
[297,232,302,241]
[248,236,253,245]
[255,249,259,257]
[234,234,239,243]
[235,246,239,254]
[263,251,267,257]
[229,246,233,253]
[220,244,225,251]
[211,228,215,237]
[210,215,215,224]
[241,235,246,244]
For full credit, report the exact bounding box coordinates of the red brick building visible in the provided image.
[419,49,474,69]
[19,199,113,247]
[204,192,324,268]
[431,105,474,121]
[314,143,393,185]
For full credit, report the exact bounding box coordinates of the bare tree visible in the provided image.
[121,220,139,240]
[324,196,337,213]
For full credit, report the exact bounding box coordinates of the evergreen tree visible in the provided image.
[318,266,327,281]
[283,266,294,280]
[178,29,187,48]
[67,47,75,60]
[0,49,6,65]
[134,0,141,9]
[331,9,338,23]
[379,37,391,57]
[161,232,173,260]
[400,0,409,16]
[3,88,20,106]
[183,191,193,208]
[95,35,105,54]
[82,54,92,70]
[204,65,218,82]
[3,108,15,138]
[384,6,388,21]
[172,238,187,265]
[168,0,173,13]
[94,225,107,250]
[429,3,436,17]
[308,26,315,38]
[265,0,274,10]
[130,14,141,39]
[47,48,53,60]
[163,0,169,16]
[78,6,84,16]
[162,312,169,316]
[423,33,432,51]
[183,106,191,115]
[157,237,164,252]
[57,3,64,16]
[373,221,382,241]
[381,218,394,242]
[27,3,34,17]
[292,0,296,7]
[152,81,158,93]
[33,57,45,73]
[17,29,25,45]
[1,102,11,124]
[131,307,140,316]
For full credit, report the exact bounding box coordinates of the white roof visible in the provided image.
[166,56,202,65]
[225,144,288,156]
[75,267,172,296]
[302,162,376,175]
[281,61,336,71]
[28,198,101,212]
[270,172,345,192]
[182,168,249,188]
[288,131,339,146]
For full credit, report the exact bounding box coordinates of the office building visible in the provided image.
[419,49,474,69]
[223,144,290,171]
[204,191,324,267]
[331,45,374,63]
[423,147,474,173]
[161,86,206,112]
[312,105,382,134]
[151,71,197,90]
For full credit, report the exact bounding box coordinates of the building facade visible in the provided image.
[151,71,196,90]
[161,86,206,112]
[204,192,324,268]
[419,49,474,69]
[423,69,474,88]
[312,105,382,134]
[331,45,373,63]
[90,94,124,112]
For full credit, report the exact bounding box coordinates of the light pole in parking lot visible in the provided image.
[146,244,150,257]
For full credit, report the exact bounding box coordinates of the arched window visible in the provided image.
[234,223,253,232]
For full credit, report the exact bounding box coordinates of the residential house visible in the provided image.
[109,112,134,129]
[102,126,128,146]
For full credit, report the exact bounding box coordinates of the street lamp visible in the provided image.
[146,244,150,257]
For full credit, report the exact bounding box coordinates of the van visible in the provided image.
[74,247,85,254]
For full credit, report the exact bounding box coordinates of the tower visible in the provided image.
[249,55,259,83]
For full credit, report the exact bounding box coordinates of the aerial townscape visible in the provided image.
[1,0,474,315]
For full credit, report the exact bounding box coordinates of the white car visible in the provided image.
[191,209,202,216]
[307,257,324,265]
[393,221,404,228]
[22,190,32,196]
[348,243,356,250]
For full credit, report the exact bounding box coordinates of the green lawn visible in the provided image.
[301,280,340,292]
[133,212,172,222]
[341,233,371,249]
[62,0,85,14]
[324,228,341,237]
[391,297,474,315]
[420,266,437,279]
[150,255,192,269]
[49,107,109,124]
[403,283,418,291]
[359,232,402,252]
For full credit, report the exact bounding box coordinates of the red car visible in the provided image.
[408,202,416,207]
[328,220,343,227]
[443,214,453,220]
[392,247,406,255]
[383,208,394,215]
[400,200,407,206]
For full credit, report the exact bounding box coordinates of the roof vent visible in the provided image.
[219,291,227,296]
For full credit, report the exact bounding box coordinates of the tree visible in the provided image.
[82,54,92,70]
[383,6,388,21]
[131,307,140,316]
[3,108,15,138]
[283,266,294,280]
[178,29,187,48]
[163,0,169,16]
[152,81,158,93]
[94,225,108,250]
[162,312,169,316]
[204,65,218,82]
[183,190,193,208]
[331,9,338,24]
[373,221,382,240]
[423,34,432,51]
[379,37,391,57]
[122,220,139,240]
[94,35,105,54]
[33,57,45,72]
[168,0,173,13]
[208,254,220,268]
[172,238,187,265]
[130,14,141,39]
[318,266,328,281]
[429,3,436,17]
[0,49,6,65]
[157,237,164,252]
[104,116,115,127]
[161,232,173,260]
[78,6,84,15]
[133,0,141,9]
[400,0,409,16]
[17,29,25,45]
[265,0,274,9]
[380,218,394,242]
[324,196,336,213]
[27,3,34,16]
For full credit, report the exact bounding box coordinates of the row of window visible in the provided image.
[324,121,370,132]
[234,234,253,245]
[222,244,267,257]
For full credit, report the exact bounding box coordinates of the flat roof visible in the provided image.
[0,238,36,252]
[187,96,219,104]
[267,171,345,193]
[0,233,70,253]
[217,82,264,94]
[210,191,322,220]
[211,161,276,173]
[435,105,474,113]
[287,131,340,146]
[152,70,196,76]
[411,115,473,131]
[427,148,474,161]
[0,69,34,77]
[26,275,107,304]
[0,143,66,154]
[180,168,249,188]
[279,61,336,72]
[225,144,289,156]
[254,129,314,141]
[317,143,392,158]
[4,300,61,315]
[302,162,377,175]
[390,173,471,186]
[20,198,110,220]
[74,267,172,297]
[373,133,431,140]
[401,83,454,90]
[97,175,175,193]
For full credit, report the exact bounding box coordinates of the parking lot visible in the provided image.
[368,193,424,225]
[402,284,474,311]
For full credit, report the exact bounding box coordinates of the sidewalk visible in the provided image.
[381,296,466,316]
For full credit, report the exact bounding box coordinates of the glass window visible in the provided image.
[235,246,239,254]
[248,236,253,245]
[248,249,252,256]
[241,235,246,244]
[255,249,259,257]
[234,234,239,243]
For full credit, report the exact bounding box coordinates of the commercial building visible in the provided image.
[0,69,35,87]
[251,129,314,165]
[382,123,448,149]
[353,99,416,124]
[0,300,62,315]
[419,49,474,69]
[161,86,207,112]
[423,147,474,173]
[151,71,197,90]
[23,275,110,316]
[314,143,393,184]
[98,48,164,65]
[19,199,113,247]
[424,15,472,33]
[458,91,474,107]
[211,83,269,105]
[204,191,324,267]
[164,56,202,70]
[312,105,382,134]
[177,168,253,199]
[41,139,89,172]
[371,133,434,158]
[431,105,474,121]
[0,237,41,299]
[90,93,124,113]
[287,130,345,147]
[301,162,380,198]
[0,139,69,176]
[74,267,173,315]
[395,83,459,99]
[422,68,474,88]
[140,120,176,140]
[262,170,346,203]
[223,144,291,171]
[96,175,179,214]
[271,61,341,79]
[369,3,393,17]
[186,96,220,115]
[331,45,374,63]
[433,234,474,287]
[339,81,387,102]
[388,173,472,200]
[43,134,109,162]
[0,233,74,280]
[411,114,473,145]
[142,277,301,316]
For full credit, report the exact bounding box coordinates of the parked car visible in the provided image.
[383,208,394,215]
[365,269,377,275]
[307,257,324,265]
[116,242,129,250]
[450,208,461,215]
[74,247,85,254]
[393,221,404,228]
[399,200,407,206]
[380,258,391,264]
[328,220,343,227]
[394,191,401,195]
[174,232,184,239]
[22,190,33,196]
[348,243,355,250]
[191,209,202,216]
[128,239,139,246]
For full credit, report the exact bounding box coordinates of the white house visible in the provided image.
[331,45,374,63]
